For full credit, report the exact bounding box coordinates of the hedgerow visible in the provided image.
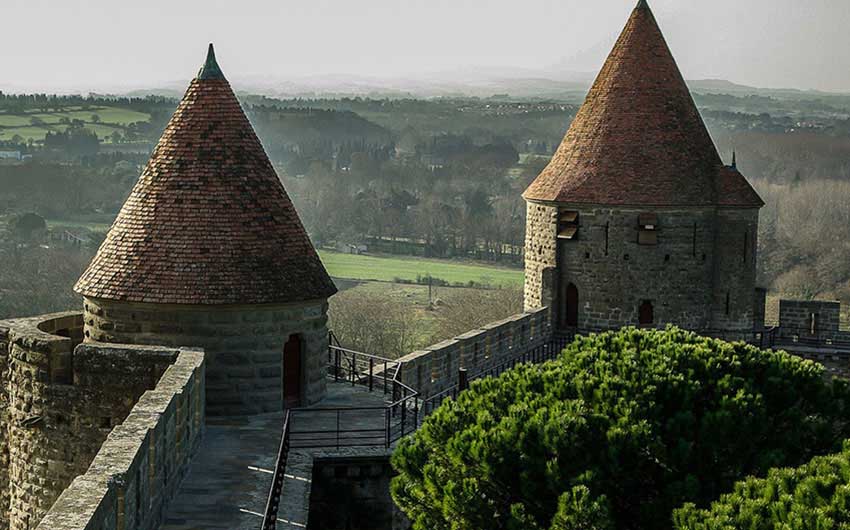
[391,327,850,530]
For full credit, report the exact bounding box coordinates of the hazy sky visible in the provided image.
[4,0,850,93]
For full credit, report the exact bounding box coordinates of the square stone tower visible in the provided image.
[523,1,764,340]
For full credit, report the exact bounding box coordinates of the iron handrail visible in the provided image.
[260,410,291,530]
[329,343,397,364]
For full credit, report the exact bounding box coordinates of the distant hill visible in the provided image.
[117,73,850,103]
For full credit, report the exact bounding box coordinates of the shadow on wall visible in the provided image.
[0,312,205,530]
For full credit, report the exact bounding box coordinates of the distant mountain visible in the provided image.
[110,72,850,102]
[687,79,842,99]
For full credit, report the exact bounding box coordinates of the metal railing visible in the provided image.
[288,373,420,449]
[260,410,291,530]
[289,332,571,450]
[328,332,400,394]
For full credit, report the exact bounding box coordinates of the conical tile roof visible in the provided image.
[75,45,337,305]
[523,1,762,208]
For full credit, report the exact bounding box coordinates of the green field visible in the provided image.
[318,250,523,286]
[46,218,112,233]
[0,106,150,143]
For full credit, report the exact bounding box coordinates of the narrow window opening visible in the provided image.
[564,283,579,327]
[585,252,590,259]
[810,313,817,335]
[624,254,630,261]
[638,213,658,245]
[604,222,610,255]
[743,231,749,263]
[725,292,731,316]
[664,254,670,262]
[692,223,697,257]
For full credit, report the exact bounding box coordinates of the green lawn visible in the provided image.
[318,250,524,286]
[0,115,34,127]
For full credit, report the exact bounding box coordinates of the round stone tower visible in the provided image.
[74,45,337,415]
[523,0,764,340]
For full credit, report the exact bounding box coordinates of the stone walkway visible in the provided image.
[159,383,393,530]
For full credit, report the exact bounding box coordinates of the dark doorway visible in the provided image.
[564,283,579,327]
[283,334,302,409]
[638,300,654,326]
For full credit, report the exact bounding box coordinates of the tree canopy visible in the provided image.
[674,440,850,530]
[391,327,850,530]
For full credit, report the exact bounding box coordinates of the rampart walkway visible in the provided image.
[160,385,390,530]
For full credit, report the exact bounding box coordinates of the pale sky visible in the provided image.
[4,0,850,93]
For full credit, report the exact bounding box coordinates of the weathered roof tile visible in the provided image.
[75,46,336,305]
[523,1,763,208]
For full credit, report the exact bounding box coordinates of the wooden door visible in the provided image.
[639,301,654,326]
[564,283,579,327]
[283,334,302,409]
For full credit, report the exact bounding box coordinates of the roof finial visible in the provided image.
[636,0,649,9]
[731,150,737,169]
[198,43,225,80]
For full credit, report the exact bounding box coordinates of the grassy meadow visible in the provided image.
[317,250,523,287]
[0,106,150,143]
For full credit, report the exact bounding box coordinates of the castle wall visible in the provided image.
[82,297,328,416]
[552,204,718,331]
[308,456,400,530]
[0,328,9,530]
[779,299,841,338]
[395,308,551,398]
[0,312,192,530]
[34,348,204,530]
[523,202,558,316]
[709,208,760,338]
[523,201,760,338]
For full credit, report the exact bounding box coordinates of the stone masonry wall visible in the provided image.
[778,300,841,342]
[82,297,328,416]
[709,208,760,338]
[523,201,760,339]
[523,202,558,317]
[308,456,399,530]
[0,312,191,530]
[556,205,717,331]
[395,307,551,398]
[0,327,9,530]
[35,348,205,530]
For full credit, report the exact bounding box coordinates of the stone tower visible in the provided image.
[523,1,764,339]
[74,45,337,415]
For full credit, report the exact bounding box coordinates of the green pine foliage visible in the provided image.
[391,327,850,530]
[674,441,850,530]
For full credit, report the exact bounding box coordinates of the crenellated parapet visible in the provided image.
[395,307,551,398]
[0,312,205,530]
[34,348,204,530]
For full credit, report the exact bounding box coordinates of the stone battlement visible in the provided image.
[34,347,204,530]
[394,307,551,398]
[0,312,206,530]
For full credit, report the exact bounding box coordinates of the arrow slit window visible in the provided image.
[638,213,658,245]
[557,210,579,240]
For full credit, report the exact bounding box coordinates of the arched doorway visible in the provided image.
[638,300,654,327]
[564,283,579,327]
[283,334,302,409]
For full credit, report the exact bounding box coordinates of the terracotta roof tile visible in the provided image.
[523,1,763,208]
[75,46,337,305]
